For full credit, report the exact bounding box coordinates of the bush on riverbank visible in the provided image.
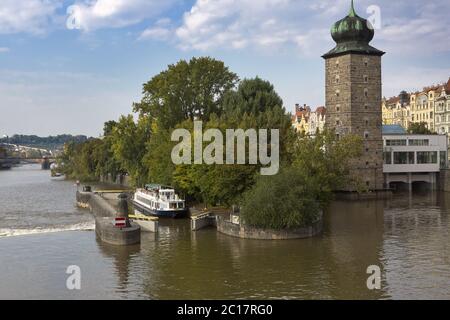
[240,168,321,230]
[240,131,363,230]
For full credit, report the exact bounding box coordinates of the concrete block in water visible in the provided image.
[77,190,141,245]
[191,212,216,231]
[95,217,140,246]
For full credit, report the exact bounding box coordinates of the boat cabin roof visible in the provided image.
[145,184,174,191]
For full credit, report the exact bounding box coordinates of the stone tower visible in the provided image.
[322,0,385,191]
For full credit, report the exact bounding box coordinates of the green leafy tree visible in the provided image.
[240,168,322,230]
[110,115,151,186]
[291,130,364,204]
[58,139,103,181]
[143,122,176,186]
[133,57,239,129]
[408,122,434,134]
[170,78,294,206]
[240,130,364,230]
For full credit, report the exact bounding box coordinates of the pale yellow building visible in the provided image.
[382,91,411,129]
[292,104,311,134]
[382,78,450,133]
[410,90,434,132]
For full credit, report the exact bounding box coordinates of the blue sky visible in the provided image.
[0,0,449,137]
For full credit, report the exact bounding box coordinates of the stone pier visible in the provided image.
[76,190,140,246]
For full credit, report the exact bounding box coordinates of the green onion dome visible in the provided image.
[323,0,384,58]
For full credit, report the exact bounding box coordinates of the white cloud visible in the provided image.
[174,0,300,51]
[383,67,450,98]
[138,18,172,41]
[68,0,177,31]
[0,0,62,34]
[165,0,450,57]
[0,47,10,53]
[139,27,171,40]
[377,6,450,55]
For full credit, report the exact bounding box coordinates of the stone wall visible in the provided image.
[99,174,131,187]
[76,191,117,217]
[325,53,384,190]
[334,190,392,201]
[76,191,140,245]
[95,217,140,246]
[216,214,323,240]
[439,169,450,192]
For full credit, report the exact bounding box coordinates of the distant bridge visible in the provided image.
[0,143,52,156]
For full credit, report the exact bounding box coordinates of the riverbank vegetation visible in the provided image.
[59,56,363,229]
[240,131,363,229]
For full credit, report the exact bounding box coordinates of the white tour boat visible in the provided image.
[132,184,187,218]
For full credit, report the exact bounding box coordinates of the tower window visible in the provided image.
[336,59,340,67]
[364,59,369,67]
[336,120,340,125]
[364,89,368,98]
[336,90,340,97]
[335,75,340,84]
[365,119,369,126]
[364,104,369,110]
[336,104,341,112]
[364,131,369,139]
[364,75,368,83]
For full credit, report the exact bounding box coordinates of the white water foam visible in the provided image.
[0,221,95,238]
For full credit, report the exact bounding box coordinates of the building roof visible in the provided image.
[386,96,400,105]
[322,0,384,59]
[382,125,407,135]
[316,106,327,115]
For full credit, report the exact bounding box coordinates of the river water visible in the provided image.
[0,164,449,299]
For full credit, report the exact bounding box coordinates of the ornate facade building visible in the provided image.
[322,0,385,190]
[292,104,326,136]
[434,81,450,134]
[381,79,450,133]
[381,91,411,129]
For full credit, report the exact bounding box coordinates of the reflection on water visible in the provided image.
[0,165,449,299]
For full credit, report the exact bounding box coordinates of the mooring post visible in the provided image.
[117,193,131,228]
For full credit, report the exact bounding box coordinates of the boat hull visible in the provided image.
[132,200,188,219]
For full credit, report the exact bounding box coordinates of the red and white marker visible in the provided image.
[113,217,127,228]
